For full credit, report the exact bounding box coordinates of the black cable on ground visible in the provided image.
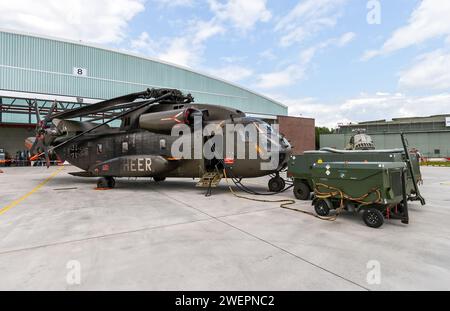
[218,159,294,196]
[222,168,297,209]
[217,160,349,222]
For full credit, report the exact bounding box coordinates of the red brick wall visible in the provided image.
[277,116,315,155]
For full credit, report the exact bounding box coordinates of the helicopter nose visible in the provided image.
[278,139,292,169]
[280,137,292,154]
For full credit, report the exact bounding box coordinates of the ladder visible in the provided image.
[196,172,223,188]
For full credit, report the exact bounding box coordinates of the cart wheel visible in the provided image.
[294,182,310,200]
[362,208,384,228]
[314,199,330,217]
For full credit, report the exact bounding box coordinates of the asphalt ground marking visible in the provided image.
[0,167,64,216]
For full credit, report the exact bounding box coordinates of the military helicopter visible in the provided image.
[25,88,292,192]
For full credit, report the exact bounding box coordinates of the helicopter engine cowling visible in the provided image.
[139,108,206,134]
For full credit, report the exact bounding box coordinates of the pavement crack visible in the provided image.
[158,190,370,291]
[0,218,210,256]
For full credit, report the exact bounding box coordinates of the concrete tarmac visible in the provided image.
[0,166,449,290]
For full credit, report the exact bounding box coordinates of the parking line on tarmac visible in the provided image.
[0,167,64,216]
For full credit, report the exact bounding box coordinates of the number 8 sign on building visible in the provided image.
[73,67,87,77]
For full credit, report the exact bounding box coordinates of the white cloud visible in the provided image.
[255,45,316,89]
[208,0,271,31]
[363,0,450,59]
[275,0,348,47]
[276,92,450,128]
[360,50,379,61]
[259,49,277,61]
[132,1,271,67]
[220,56,247,63]
[255,32,355,89]
[207,65,253,83]
[158,19,225,66]
[399,49,450,91]
[153,0,194,7]
[266,94,352,128]
[256,65,306,89]
[255,37,339,89]
[136,1,271,66]
[0,0,145,44]
[191,19,225,44]
[337,31,356,47]
[131,19,225,67]
[130,32,158,54]
[158,37,197,66]
[155,0,272,66]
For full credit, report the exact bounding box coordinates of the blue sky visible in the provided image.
[1,0,450,127]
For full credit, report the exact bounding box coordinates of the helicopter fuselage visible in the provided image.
[25,89,292,184]
[56,128,290,179]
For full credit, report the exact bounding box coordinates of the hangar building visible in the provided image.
[0,29,314,160]
[320,115,450,159]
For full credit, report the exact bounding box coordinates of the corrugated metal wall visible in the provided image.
[320,132,450,158]
[337,120,448,134]
[0,31,287,116]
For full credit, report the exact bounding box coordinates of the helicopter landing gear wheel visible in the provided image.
[97,177,115,189]
[153,177,166,182]
[268,175,285,192]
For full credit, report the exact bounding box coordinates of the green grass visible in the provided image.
[421,162,450,167]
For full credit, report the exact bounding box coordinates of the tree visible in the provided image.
[315,127,334,150]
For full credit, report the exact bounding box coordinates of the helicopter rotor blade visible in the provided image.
[34,100,41,124]
[48,90,152,121]
[48,88,193,121]
[29,100,56,163]
[44,146,50,168]
[29,138,39,154]
[45,101,57,122]
[32,92,173,160]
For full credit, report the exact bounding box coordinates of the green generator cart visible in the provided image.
[311,162,409,228]
[289,134,425,205]
[289,148,423,202]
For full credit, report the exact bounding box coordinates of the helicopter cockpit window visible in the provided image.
[254,121,274,135]
[236,126,257,142]
[253,121,291,150]
[122,141,128,153]
[97,144,103,154]
[281,136,291,148]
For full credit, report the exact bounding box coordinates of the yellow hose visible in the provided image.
[222,170,342,222]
